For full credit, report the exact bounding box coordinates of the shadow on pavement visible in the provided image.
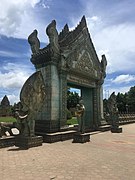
[7,147,28,151]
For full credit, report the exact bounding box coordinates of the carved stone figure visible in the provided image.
[0,122,14,137]
[75,100,85,133]
[107,92,117,114]
[28,29,40,54]
[107,92,119,128]
[13,71,46,137]
[14,104,30,137]
[101,54,107,78]
[46,20,60,57]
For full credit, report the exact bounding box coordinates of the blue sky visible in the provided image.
[0,0,135,104]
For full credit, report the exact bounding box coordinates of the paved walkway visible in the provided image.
[0,124,135,180]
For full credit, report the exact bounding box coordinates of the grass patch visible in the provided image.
[0,116,17,123]
[67,117,78,125]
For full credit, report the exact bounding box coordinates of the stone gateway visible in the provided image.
[28,16,107,134]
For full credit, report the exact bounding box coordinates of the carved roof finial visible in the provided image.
[80,15,87,28]
[63,24,69,33]
[46,20,56,36]
[58,23,69,41]
[46,19,60,56]
[28,29,40,54]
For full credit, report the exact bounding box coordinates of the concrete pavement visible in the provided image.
[0,123,135,180]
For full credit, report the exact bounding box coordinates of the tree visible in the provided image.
[127,86,135,112]
[116,93,127,113]
[104,86,135,114]
[67,89,80,109]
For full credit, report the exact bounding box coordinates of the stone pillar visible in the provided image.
[97,84,103,125]
[100,85,104,119]
[93,87,99,128]
[59,70,67,129]
[95,83,106,126]
[35,63,60,133]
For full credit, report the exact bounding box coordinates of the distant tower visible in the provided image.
[0,95,10,116]
[1,95,10,107]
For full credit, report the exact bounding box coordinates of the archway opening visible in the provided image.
[67,86,81,126]
[66,84,94,130]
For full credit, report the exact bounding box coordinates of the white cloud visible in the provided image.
[0,62,34,104]
[103,86,131,99]
[0,0,38,35]
[0,71,28,89]
[86,16,102,31]
[0,63,33,89]
[40,2,50,9]
[0,0,49,42]
[88,21,135,74]
[112,74,135,84]
[82,0,135,75]
[0,50,20,58]
[8,94,20,105]
[90,16,99,21]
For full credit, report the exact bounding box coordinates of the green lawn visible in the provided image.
[0,116,17,122]
[67,117,78,125]
[0,116,77,124]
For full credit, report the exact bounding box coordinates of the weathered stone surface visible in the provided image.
[111,127,122,133]
[72,133,90,143]
[0,136,15,148]
[35,120,59,133]
[42,130,77,143]
[15,136,43,149]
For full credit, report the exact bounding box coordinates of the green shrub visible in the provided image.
[67,117,78,125]
[0,116,16,122]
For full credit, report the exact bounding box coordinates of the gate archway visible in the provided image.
[29,16,107,133]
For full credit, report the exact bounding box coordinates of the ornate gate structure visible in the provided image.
[28,16,107,133]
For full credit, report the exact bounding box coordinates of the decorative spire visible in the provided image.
[80,15,87,28]
[64,24,69,33]
[59,23,69,41]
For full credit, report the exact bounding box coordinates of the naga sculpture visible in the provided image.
[13,72,46,137]
[28,29,40,54]
[46,20,60,57]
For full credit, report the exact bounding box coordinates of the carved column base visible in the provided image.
[72,133,90,143]
[15,136,43,149]
[0,136,15,148]
[111,127,122,133]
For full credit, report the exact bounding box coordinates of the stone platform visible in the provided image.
[0,136,15,148]
[72,133,90,143]
[15,136,43,149]
[37,130,77,143]
[111,127,122,133]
